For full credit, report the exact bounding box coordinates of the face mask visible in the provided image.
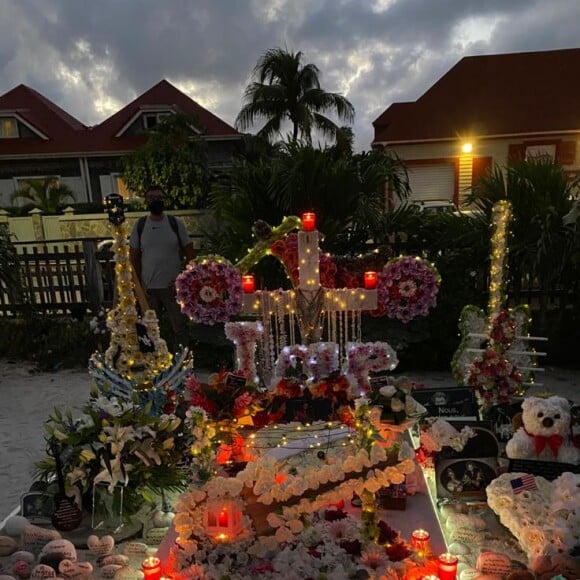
[148,199,164,215]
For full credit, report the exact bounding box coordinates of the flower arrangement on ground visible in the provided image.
[175,256,243,325]
[374,256,441,323]
[35,393,193,515]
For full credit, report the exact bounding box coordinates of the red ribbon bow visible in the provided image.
[525,429,564,458]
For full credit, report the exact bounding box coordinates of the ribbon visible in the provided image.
[525,428,564,458]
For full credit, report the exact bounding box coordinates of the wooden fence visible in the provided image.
[0,240,116,316]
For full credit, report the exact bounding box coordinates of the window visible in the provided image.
[526,144,556,161]
[143,112,171,130]
[0,117,18,138]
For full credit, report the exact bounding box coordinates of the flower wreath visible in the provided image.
[175,256,243,325]
[375,256,441,323]
[343,341,399,394]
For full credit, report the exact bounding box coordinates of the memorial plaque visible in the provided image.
[412,387,478,420]
[436,457,498,499]
[20,492,54,525]
[508,458,579,481]
[225,373,247,389]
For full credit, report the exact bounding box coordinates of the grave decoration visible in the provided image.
[88,194,194,411]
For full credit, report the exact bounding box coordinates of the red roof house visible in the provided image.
[0,80,241,205]
[372,48,580,206]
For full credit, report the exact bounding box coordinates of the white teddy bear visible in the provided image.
[506,396,579,464]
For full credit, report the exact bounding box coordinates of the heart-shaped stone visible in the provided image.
[87,535,115,556]
[58,560,93,577]
[31,564,57,579]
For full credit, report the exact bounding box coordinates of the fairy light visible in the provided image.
[488,200,512,323]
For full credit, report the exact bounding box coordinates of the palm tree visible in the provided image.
[0,224,21,300]
[11,177,75,213]
[466,155,578,331]
[236,48,355,144]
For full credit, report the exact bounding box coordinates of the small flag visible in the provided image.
[510,474,537,494]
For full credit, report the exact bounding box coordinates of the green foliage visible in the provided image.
[236,47,355,144]
[122,113,211,209]
[206,142,409,263]
[0,224,21,298]
[466,155,580,331]
[10,177,76,213]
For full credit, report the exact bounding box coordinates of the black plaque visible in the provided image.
[508,458,580,481]
[412,387,478,420]
[51,496,83,532]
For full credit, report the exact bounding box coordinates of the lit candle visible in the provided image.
[437,552,458,580]
[364,271,378,290]
[218,508,229,527]
[242,275,255,293]
[142,557,162,580]
[411,528,431,556]
[301,212,316,231]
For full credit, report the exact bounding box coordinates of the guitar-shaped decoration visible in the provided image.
[102,194,171,384]
[49,441,83,531]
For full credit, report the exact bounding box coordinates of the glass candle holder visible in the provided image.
[437,552,458,580]
[411,528,431,556]
[242,275,255,293]
[301,212,316,231]
[142,557,162,580]
[363,271,378,289]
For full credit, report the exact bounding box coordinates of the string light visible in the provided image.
[488,200,512,323]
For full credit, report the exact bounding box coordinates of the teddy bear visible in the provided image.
[506,395,579,464]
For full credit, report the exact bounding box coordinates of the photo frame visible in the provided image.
[225,373,247,389]
[20,491,55,524]
[436,457,498,499]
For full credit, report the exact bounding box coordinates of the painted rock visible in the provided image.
[98,555,129,568]
[86,535,114,557]
[450,527,484,545]
[30,565,57,579]
[446,513,486,531]
[459,568,480,580]
[58,560,93,577]
[0,536,18,556]
[9,552,36,565]
[476,551,512,576]
[100,565,123,579]
[121,543,148,557]
[448,541,470,555]
[114,568,145,580]
[0,576,17,580]
[3,517,30,537]
[506,572,535,580]
[39,540,76,562]
[12,560,32,579]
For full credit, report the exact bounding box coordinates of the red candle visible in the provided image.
[411,528,431,556]
[437,552,458,580]
[302,212,316,231]
[142,557,162,580]
[364,271,378,289]
[218,508,229,527]
[242,275,255,293]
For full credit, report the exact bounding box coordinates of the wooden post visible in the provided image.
[83,239,104,309]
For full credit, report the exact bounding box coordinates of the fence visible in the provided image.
[0,240,116,317]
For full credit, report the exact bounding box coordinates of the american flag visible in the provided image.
[510,474,537,494]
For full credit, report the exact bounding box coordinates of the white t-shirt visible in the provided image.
[129,215,190,289]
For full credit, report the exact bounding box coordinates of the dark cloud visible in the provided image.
[0,0,578,150]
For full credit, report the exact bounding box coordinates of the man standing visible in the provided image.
[129,186,194,346]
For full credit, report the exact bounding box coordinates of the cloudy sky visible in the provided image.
[1,0,579,151]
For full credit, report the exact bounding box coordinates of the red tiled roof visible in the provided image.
[0,79,240,157]
[373,48,580,145]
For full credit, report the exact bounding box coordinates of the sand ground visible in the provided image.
[1,358,578,521]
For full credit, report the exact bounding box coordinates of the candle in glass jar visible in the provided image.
[142,557,162,580]
[363,271,378,289]
[437,552,458,580]
[242,275,255,293]
[411,528,431,555]
[218,508,229,527]
[421,576,440,580]
[301,212,316,231]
